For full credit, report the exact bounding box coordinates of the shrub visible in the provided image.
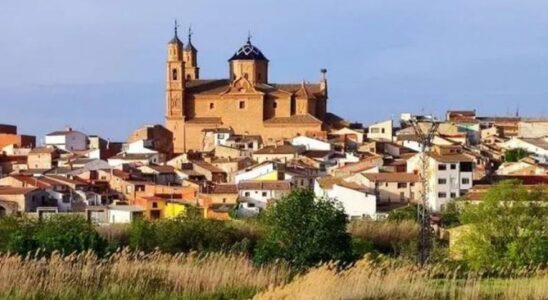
[387,205,419,222]
[0,215,106,256]
[128,213,261,254]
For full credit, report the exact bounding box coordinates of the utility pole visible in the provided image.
[409,117,439,266]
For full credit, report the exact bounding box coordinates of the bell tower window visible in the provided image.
[172,69,178,80]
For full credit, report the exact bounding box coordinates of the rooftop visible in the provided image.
[238,180,291,191]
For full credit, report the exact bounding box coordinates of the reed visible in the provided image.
[256,255,548,300]
[0,249,290,299]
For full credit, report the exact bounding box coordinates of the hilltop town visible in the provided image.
[1,27,547,224]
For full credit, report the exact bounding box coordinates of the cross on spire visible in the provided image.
[174,19,180,37]
[188,24,193,43]
[247,31,252,44]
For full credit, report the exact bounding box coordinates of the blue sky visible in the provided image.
[1,0,548,141]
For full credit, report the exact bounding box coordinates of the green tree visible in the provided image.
[33,215,107,255]
[253,189,353,269]
[440,200,461,228]
[459,180,547,269]
[504,148,529,162]
[387,204,419,222]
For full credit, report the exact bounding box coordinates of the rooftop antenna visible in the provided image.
[247,31,252,43]
[409,117,440,266]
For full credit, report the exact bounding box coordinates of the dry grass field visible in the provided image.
[0,250,545,299]
[256,256,548,300]
[0,250,290,300]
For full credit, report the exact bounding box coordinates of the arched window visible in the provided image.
[172,69,178,80]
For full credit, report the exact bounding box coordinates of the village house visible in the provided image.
[252,144,303,164]
[27,147,60,170]
[291,135,333,151]
[0,186,52,215]
[0,124,36,149]
[45,128,88,151]
[237,180,291,216]
[315,176,377,218]
[367,120,393,141]
[407,145,474,211]
[347,172,421,203]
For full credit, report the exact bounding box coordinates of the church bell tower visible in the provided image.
[165,21,187,153]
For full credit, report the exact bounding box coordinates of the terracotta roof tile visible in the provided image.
[238,180,291,191]
[264,114,322,125]
[254,145,301,155]
[362,173,420,183]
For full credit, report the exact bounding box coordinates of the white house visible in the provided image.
[367,120,393,141]
[107,205,144,224]
[234,161,278,184]
[291,136,333,151]
[407,145,474,212]
[236,180,291,216]
[45,128,88,151]
[315,177,377,218]
[107,153,160,167]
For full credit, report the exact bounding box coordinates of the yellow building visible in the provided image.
[164,25,330,153]
[164,201,187,218]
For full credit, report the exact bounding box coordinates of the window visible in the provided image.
[244,192,250,197]
[450,192,456,198]
[222,198,226,203]
[152,202,158,208]
[385,182,388,187]
[450,164,457,170]
[397,183,407,189]
[381,128,385,134]
[438,178,447,184]
[370,128,380,134]
[172,69,178,80]
[239,101,246,109]
[262,192,267,197]
[209,102,215,110]
[400,192,405,201]
[438,192,447,198]
[460,162,473,172]
[438,164,447,171]
[273,101,277,108]
[410,182,415,187]
[462,178,470,185]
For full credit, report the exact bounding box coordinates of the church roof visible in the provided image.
[185,80,324,98]
[169,35,183,45]
[264,114,323,125]
[229,39,269,62]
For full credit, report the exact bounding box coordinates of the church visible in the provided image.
[165,26,330,153]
